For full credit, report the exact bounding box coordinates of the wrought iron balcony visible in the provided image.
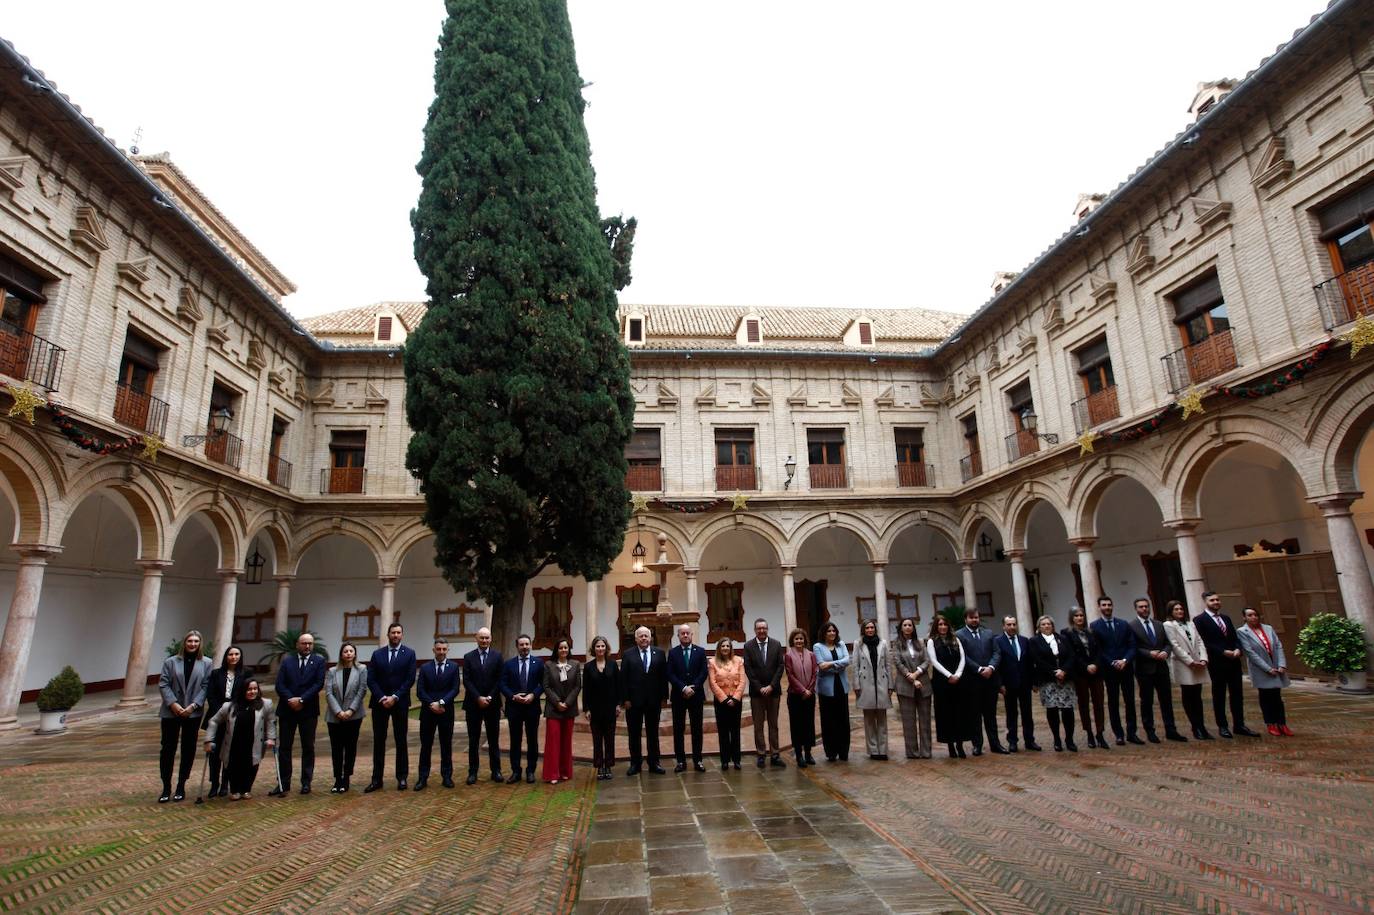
[959,452,983,483]
[1314,262,1374,329]
[715,465,758,491]
[895,462,935,487]
[1005,429,1040,463]
[112,382,169,437]
[1161,328,1236,393]
[0,325,64,391]
[268,453,292,489]
[1070,386,1120,433]
[204,428,243,469]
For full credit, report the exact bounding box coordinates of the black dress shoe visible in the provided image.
[526,772,536,784]
[1065,739,1078,752]
[268,787,286,797]
[1025,742,1043,752]
[693,761,706,772]
[626,765,641,776]
[364,781,383,793]
[972,746,983,757]
[490,773,505,783]
[732,762,741,770]
[218,785,230,797]
[797,757,808,768]
[1053,739,1063,752]
[1234,726,1259,737]
[1166,732,1188,742]
[990,745,1010,755]
[648,765,666,775]
[465,774,478,785]
[1198,730,1215,740]
[1218,727,1233,738]
[300,784,312,794]
[413,780,427,791]
[505,775,521,786]
[442,778,455,788]
[756,756,766,769]
[396,781,407,791]
[1007,743,1019,753]
[1145,733,1161,744]
[1115,737,1126,746]
[770,755,786,768]
[955,744,967,758]
[1127,735,1146,745]
[674,762,687,773]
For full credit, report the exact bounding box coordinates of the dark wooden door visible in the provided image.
[1141,551,1185,617]
[794,579,829,643]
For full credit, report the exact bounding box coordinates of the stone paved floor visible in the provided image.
[1,682,1371,913]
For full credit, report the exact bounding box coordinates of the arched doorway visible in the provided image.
[1088,477,1179,618]
[695,528,779,647]
[1016,500,1071,628]
[886,524,962,638]
[794,527,872,642]
[395,535,487,656]
[292,534,381,658]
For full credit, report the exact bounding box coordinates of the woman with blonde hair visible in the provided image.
[708,638,745,770]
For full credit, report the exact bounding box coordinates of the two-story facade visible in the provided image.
[2,1,1374,727]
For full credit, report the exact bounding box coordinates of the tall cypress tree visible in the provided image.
[406,0,634,648]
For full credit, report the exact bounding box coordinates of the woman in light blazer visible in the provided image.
[1237,608,1292,736]
[813,622,851,762]
[852,618,893,760]
[325,642,368,792]
[1162,601,1212,740]
[204,678,277,800]
[890,617,933,759]
[542,638,582,783]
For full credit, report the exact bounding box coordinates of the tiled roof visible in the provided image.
[301,301,429,336]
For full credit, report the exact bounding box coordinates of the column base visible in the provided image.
[115,696,149,709]
[0,716,19,732]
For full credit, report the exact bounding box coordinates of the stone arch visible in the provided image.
[286,517,388,575]
[1311,368,1374,493]
[626,513,694,567]
[876,508,963,563]
[786,511,877,565]
[1065,454,1169,540]
[1005,490,1073,553]
[959,504,1004,560]
[389,519,437,575]
[691,513,786,568]
[53,464,172,560]
[243,512,292,576]
[167,494,246,570]
[0,428,60,543]
[1165,415,1319,518]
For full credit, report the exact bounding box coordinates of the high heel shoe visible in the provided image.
[1065,738,1078,752]
[1053,738,1063,752]
[1279,725,1294,736]
[1085,732,1097,749]
[955,743,967,759]
[1095,732,1110,750]
[947,742,957,758]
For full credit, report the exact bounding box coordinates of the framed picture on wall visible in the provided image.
[932,591,994,618]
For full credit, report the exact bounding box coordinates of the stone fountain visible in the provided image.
[625,532,699,648]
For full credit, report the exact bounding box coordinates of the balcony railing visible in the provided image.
[0,325,64,391]
[959,452,982,483]
[1071,386,1120,433]
[1315,262,1374,329]
[808,464,848,489]
[267,453,292,489]
[624,464,663,492]
[1162,328,1237,393]
[112,382,170,437]
[322,466,366,494]
[895,462,935,487]
[1005,429,1040,463]
[715,465,758,491]
[204,429,243,469]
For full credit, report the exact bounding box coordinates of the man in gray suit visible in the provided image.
[1130,598,1186,743]
[158,629,213,803]
[957,608,1007,755]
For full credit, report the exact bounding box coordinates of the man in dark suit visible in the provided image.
[620,625,668,775]
[1193,591,1257,738]
[995,616,1040,752]
[667,623,708,772]
[1130,598,1186,743]
[272,630,326,796]
[957,608,1007,755]
[462,626,505,784]
[1090,596,1143,746]
[365,622,416,791]
[500,634,543,784]
[415,638,460,790]
[744,617,786,768]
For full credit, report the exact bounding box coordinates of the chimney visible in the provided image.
[1073,193,1105,221]
[992,271,1019,294]
[1188,79,1237,120]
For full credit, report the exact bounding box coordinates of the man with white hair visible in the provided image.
[620,626,667,776]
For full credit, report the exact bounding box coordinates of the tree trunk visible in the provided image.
[488,583,528,655]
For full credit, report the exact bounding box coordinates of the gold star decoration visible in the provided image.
[629,493,650,515]
[1342,313,1374,359]
[4,382,46,425]
[1075,430,1098,456]
[1176,386,1206,421]
[139,434,164,463]
[731,491,750,512]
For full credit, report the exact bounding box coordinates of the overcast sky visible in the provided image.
[5,1,1323,319]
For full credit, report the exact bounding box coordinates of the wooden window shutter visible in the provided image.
[745,319,760,343]
[859,322,873,345]
[377,316,392,341]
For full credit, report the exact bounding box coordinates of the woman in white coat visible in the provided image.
[204,678,277,800]
[852,617,893,760]
[1237,608,1293,736]
[1162,600,1212,740]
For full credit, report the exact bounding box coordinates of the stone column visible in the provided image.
[1164,519,1206,616]
[584,578,600,655]
[1317,496,1374,670]
[378,575,398,648]
[1006,549,1034,633]
[872,562,888,637]
[120,559,173,708]
[213,570,240,660]
[1070,538,1104,622]
[959,559,977,612]
[780,564,797,635]
[683,567,700,640]
[0,544,61,730]
[272,574,294,638]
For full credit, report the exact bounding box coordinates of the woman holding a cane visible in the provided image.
[205,678,276,800]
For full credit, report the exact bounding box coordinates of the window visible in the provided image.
[705,581,745,642]
[627,317,644,343]
[268,416,291,487]
[435,604,486,638]
[894,427,923,464]
[1074,337,1114,394]
[715,428,756,490]
[745,319,760,343]
[343,605,390,641]
[962,414,980,450]
[1316,184,1374,325]
[932,591,994,617]
[616,584,658,650]
[113,328,167,435]
[205,381,242,468]
[624,427,662,491]
[232,609,308,643]
[858,322,873,345]
[1006,380,1034,427]
[960,414,982,482]
[377,315,392,341]
[806,428,846,489]
[1170,270,1229,346]
[532,587,572,650]
[1006,381,1038,461]
[0,255,54,389]
[0,252,44,336]
[327,430,367,493]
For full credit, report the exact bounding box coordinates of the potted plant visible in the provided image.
[1295,612,1368,692]
[940,604,970,633]
[259,628,330,670]
[35,665,83,734]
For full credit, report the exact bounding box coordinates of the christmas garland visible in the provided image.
[49,403,144,455]
[1215,339,1334,398]
[653,498,728,514]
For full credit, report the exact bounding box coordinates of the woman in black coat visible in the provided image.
[581,636,622,780]
[201,644,245,797]
[1060,608,1107,749]
[1027,616,1078,752]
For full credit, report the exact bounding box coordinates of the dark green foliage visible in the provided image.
[407,0,635,646]
[36,665,83,712]
[258,630,331,669]
[940,605,969,633]
[164,636,214,660]
[1295,613,1367,672]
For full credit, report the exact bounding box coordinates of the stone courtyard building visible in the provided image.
[1,1,1374,727]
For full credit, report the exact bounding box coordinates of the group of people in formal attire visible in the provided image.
[153,591,1295,802]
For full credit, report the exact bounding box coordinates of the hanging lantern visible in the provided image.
[245,542,266,585]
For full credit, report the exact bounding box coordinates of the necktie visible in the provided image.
[389,648,396,664]
[974,628,980,641]
[301,655,309,667]
[521,658,528,686]
[438,661,444,675]
[1145,619,1155,641]
[1012,639,1019,661]
[1216,614,1227,635]
[642,649,648,670]
[481,650,487,668]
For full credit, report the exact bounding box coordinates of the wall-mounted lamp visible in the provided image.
[182,407,234,447]
[245,541,265,585]
[1019,407,1059,445]
[782,455,798,490]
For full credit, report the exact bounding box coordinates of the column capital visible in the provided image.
[378,574,399,586]
[682,566,700,576]
[1312,493,1362,516]
[778,563,796,573]
[1003,549,1026,562]
[217,568,243,581]
[1162,518,1202,533]
[958,557,976,570]
[1068,537,1097,549]
[272,573,296,584]
[134,558,174,573]
[10,543,61,562]
[870,561,887,571]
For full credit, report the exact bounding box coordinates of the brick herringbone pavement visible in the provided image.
[801,683,1374,915]
[0,704,591,914]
